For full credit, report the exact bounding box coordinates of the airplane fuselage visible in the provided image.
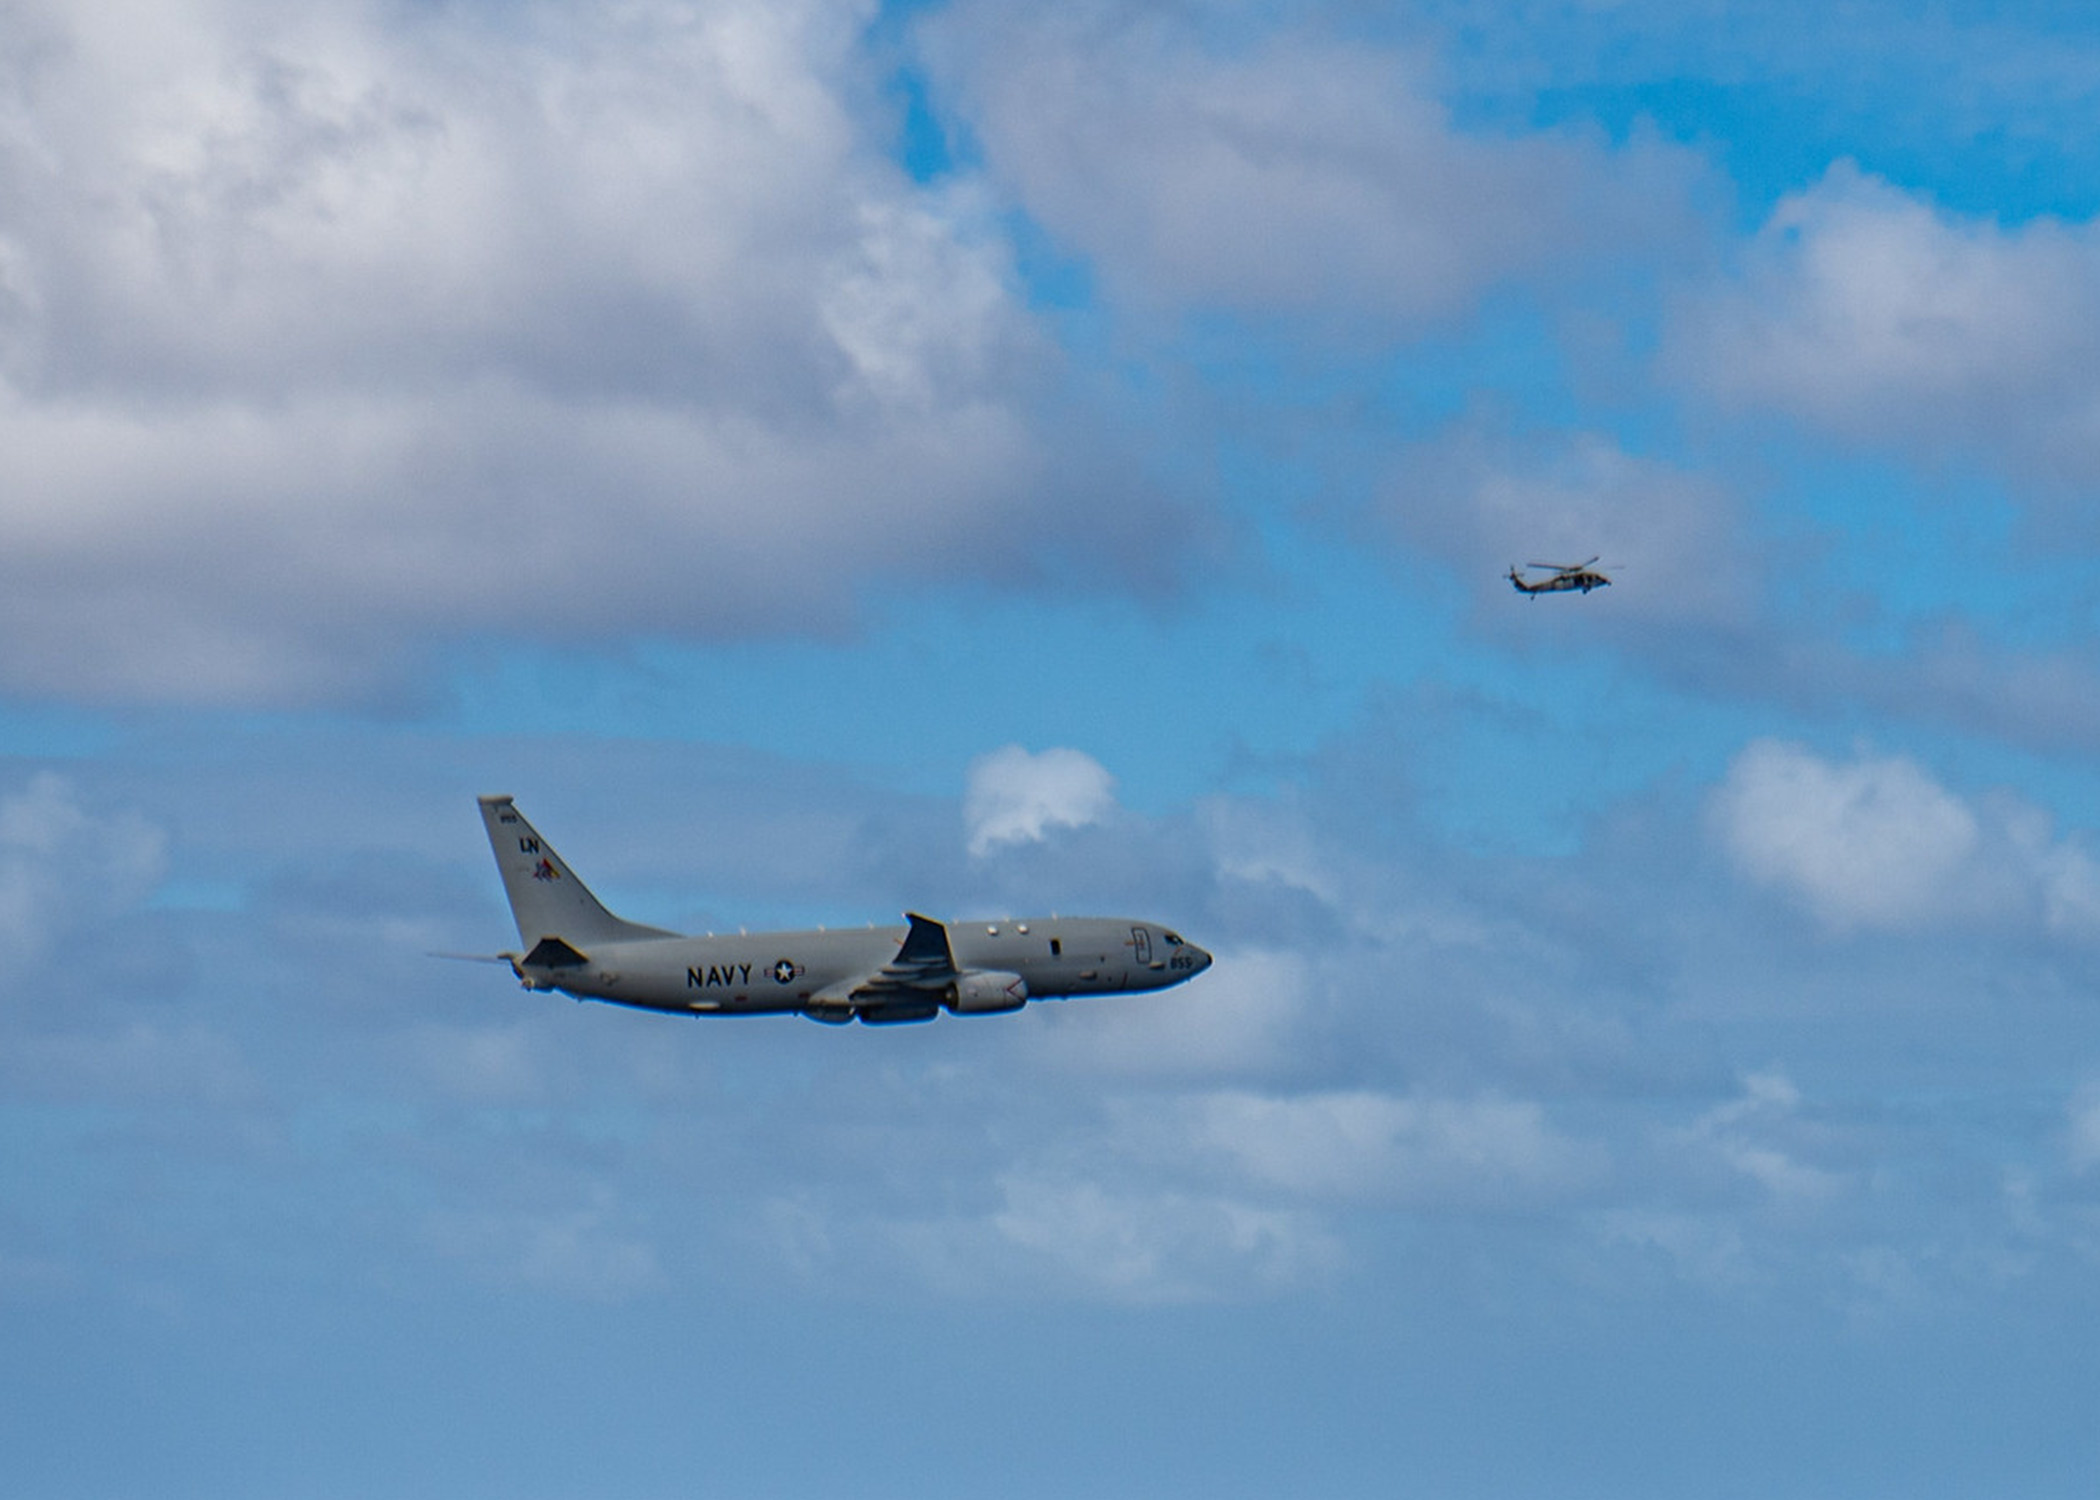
[524,916,1205,1021]
[475,795,1211,1025]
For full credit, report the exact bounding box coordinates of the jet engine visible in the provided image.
[947,970,1028,1015]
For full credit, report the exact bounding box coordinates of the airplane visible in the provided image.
[466,796,1212,1025]
[1508,557,1611,596]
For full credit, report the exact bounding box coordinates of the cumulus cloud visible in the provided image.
[1710,737,2100,938]
[1674,163,2100,510]
[0,0,1193,706]
[757,1164,1343,1305]
[1710,739,1982,931]
[918,2,1699,331]
[988,1174,1339,1303]
[963,744,1118,856]
[1183,1088,1603,1206]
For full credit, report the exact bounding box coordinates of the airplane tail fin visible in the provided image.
[476,796,679,949]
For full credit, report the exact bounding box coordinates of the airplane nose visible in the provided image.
[1186,944,1213,974]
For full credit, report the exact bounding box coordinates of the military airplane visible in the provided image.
[467,796,1212,1025]
[1508,557,1611,596]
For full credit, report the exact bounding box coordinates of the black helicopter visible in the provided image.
[1508,557,1611,596]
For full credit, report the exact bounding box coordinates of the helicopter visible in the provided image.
[1508,557,1612,596]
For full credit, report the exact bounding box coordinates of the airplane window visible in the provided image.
[1164,933,1183,946]
[1050,938,1062,956]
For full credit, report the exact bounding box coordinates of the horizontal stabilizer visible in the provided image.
[522,936,589,970]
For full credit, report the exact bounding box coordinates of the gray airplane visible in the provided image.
[473,796,1212,1024]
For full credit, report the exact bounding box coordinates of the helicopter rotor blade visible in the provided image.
[1524,556,1604,573]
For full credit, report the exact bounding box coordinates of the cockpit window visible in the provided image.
[1164,933,1183,946]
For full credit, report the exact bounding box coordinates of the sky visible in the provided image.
[4,1,2100,1495]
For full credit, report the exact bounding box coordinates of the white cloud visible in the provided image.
[988,1173,1339,1303]
[919,3,1698,330]
[1674,163,2100,501]
[2011,814,2100,941]
[1710,740,1982,931]
[0,0,1188,706]
[1712,739,2100,939]
[1185,1088,1603,1206]
[1206,797,1345,908]
[963,744,1118,856]
[760,1168,1343,1305]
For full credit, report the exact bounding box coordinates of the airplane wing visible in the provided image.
[847,912,960,1004]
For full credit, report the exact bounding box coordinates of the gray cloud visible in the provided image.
[1356,405,2100,769]
[3,698,2096,1336]
[918,1,1703,334]
[0,0,1200,707]
[1373,412,1764,632]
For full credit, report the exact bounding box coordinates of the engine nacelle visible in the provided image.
[947,969,1029,1015]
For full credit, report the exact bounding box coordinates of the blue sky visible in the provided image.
[5,2,2100,1495]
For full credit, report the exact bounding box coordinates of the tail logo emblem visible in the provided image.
[532,858,560,882]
